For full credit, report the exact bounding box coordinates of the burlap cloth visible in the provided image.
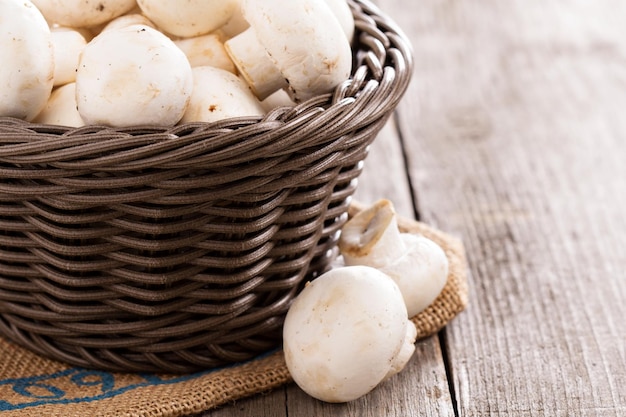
[0,202,469,416]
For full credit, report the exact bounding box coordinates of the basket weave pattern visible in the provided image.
[0,0,413,373]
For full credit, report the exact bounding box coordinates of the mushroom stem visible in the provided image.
[224,27,288,100]
[384,320,417,380]
[339,199,407,268]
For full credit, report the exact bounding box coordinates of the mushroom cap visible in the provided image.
[31,0,137,27]
[380,234,449,317]
[75,25,193,127]
[220,5,250,38]
[33,82,85,127]
[323,0,355,41]
[241,0,352,102]
[283,266,413,403]
[0,0,54,121]
[260,89,296,113]
[174,32,236,72]
[137,0,238,38]
[101,13,157,33]
[180,66,264,124]
[50,27,87,87]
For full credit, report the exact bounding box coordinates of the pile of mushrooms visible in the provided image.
[1,0,354,127]
[283,199,449,403]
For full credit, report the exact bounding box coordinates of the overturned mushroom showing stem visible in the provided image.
[283,266,417,403]
[338,199,449,318]
[0,0,54,121]
[224,0,352,102]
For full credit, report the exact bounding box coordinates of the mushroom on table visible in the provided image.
[339,199,449,317]
[283,266,418,403]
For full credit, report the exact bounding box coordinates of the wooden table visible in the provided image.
[205,0,626,415]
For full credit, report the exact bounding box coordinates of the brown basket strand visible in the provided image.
[0,0,413,373]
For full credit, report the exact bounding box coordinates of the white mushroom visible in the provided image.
[136,0,238,38]
[30,0,137,28]
[180,66,264,124]
[339,199,407,269]
[50,27,87,87]
[75,24,193,127]
[224,0,352,102]
[283,265,417,403]
[101,13,156,33]
[260,89,296,113]
[338,200,449,317]
[0,0,54,121]
[219,1,249,38]
[33,83,85,127]
[379,234,449,317]
[324,0,355,41]
[173,32,236,73]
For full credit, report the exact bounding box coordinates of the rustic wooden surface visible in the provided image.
[205,0,626,415]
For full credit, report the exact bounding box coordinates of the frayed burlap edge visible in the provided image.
[0,202,468,417]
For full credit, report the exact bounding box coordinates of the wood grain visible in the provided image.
[378,0,626,415]
[353,117,417,219]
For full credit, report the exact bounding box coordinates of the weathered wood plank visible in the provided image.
[377,0,626,415]
[207,388,288,417]
[353,117,417,218]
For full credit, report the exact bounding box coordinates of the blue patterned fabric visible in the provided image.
[0,367,210,411]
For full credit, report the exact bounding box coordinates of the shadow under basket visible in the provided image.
[0,0,413,373]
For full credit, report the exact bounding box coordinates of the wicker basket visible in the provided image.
[0,0,413,373]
